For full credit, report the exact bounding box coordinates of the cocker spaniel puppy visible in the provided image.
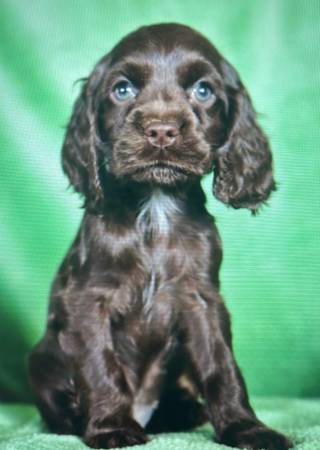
[29,23,292,450]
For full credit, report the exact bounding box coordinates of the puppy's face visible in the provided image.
[63,24,275,211]
[96,25,229,186]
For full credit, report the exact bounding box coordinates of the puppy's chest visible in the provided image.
[136,189,181,238]
[136,190,179,307]
[136,189,193,276]
[135,190,204,311]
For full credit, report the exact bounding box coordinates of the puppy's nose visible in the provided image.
[145,122,179,149]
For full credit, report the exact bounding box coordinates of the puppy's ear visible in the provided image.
[212,61,275,212]
[62,58,109,210]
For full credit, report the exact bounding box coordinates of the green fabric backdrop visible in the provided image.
[0,0,319,403]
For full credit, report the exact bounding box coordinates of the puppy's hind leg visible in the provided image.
[28,336,83,435]
[146,381,208,433]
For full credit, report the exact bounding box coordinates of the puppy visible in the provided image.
[29,23,292,450]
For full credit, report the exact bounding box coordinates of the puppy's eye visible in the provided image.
[112,80,137,102]
[192,81,215,103]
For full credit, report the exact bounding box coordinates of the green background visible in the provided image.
[0,0,319,403]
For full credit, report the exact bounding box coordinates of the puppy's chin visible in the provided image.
[129,163,192,185]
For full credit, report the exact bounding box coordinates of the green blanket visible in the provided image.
[0,399,319,450]
[1,3,320,450]
[1,0,320,403]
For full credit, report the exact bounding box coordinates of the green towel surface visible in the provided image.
[0,398,319,450]
[1,0,320,404]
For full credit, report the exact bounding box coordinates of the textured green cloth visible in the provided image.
[0,399,319,449]
[0,0,320,404]
[1,3,319,448]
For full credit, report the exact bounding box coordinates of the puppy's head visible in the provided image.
[62,23,275,211]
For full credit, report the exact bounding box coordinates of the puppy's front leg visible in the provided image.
[183,296,292,450]
[77,329,148,449]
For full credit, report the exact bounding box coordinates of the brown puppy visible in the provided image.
[28,23,292,450]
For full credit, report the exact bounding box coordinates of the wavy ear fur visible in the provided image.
[62,58,109,210]
[213,61,275,212]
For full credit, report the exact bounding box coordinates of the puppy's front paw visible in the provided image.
[85,428,149,449]
[220,423,292,450]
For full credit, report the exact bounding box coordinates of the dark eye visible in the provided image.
[192,81,215,102]
[112,80,137,102]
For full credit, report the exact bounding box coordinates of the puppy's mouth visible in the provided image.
[128,161,195,185]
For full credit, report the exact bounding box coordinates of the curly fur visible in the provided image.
[29,23,291,450]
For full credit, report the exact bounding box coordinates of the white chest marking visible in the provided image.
[142,267,156,312]
[136,189,181,237]
[132,400,159,427]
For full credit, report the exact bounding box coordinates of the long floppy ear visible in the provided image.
[62,58,109,210]
[212,61,275,212]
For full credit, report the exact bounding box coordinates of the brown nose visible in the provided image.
[145,122,179,149]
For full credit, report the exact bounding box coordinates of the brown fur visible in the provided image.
[28,24,291,449]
